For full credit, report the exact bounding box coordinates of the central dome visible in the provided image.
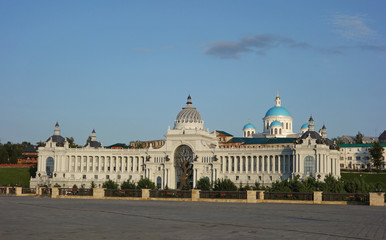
[265,106,291,117]
[174,95,204,130]
[176,96,202,122]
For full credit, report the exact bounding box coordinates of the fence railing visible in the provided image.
[40,188,52,197]
[8,187,16,194]
[59,188,93,196]
[22,188,36,194]
[322,193,369,203]
[105,189,142,198]
[150,190,192,198]
[264,192,314,201]
[200,191,247,199]
[0,187,7,194]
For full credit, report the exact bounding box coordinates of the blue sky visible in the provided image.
[1,1,385,145]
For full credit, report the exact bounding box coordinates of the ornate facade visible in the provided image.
[31,95,340,189]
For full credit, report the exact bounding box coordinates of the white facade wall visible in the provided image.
[31,128,340,188]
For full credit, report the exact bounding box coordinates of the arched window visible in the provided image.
[279,129,282,134]
[271,129,273,134]
[274,128,278,135]
[304,156,316,176]
[286,123,288,129]
[157,176,162,189]
[46,157,54,178]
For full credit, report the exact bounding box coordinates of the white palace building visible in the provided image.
[31,94,340,189]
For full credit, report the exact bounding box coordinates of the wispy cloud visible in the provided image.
[132,48,152,53]
[331,14,375,41]
[205,34,311,59]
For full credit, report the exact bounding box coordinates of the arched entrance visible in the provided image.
[174,145,194,190]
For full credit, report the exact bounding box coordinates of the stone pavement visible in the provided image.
[0,196,385,239]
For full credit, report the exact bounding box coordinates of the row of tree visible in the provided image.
[0,141,33,164]
[49,174,384,194]
[195,175,385,193]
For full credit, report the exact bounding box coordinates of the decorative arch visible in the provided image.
[174,145,194,189]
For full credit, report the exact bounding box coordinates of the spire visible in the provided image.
[275,91,281,107]
[54,122,60,136]
[186,95,192,105]
[308,116,315,131]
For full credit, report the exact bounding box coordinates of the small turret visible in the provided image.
[54,122,61,136]
[308,116,315,131]
[321,124,327,138]
[91,129,97,141]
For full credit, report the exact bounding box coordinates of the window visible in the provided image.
[248,176,251,180]
[94,175,98,179]
[117,175,121,179]
[83,175,86,179]
[236,176,239,181]
[356,156,361,161]
[106,175,110,179]
[304,156,316,176]
[348,157,352,160]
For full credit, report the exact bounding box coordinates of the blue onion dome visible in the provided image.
[270,121,283,127]
[243,123,255,129]
[301,123,309,129]
[265,106,291,117]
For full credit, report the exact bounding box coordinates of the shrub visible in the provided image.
[102,180,119,189]
[121,180,136,189]
[196,177,211,191]
[213,178,237,191]
[137,178,156,190]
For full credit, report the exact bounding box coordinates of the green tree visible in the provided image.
[322,174,345,193]
[196,177,211,190]
[137,178,156,190]
[66,137,80,148]
[121,179,136,189]
[102,180,119,189]
[369,141,384,170]
[29,166,37,178]
[90,181,96,188]
[354,132,363,144]
[72,184,78,189]
[252,181,262,190]
[213,178,238,191]
[343,178,370,193]
[332,137,343,150]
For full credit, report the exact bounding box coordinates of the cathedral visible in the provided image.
[31,94,340,189]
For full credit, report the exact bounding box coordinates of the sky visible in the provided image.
[1,1,385,146]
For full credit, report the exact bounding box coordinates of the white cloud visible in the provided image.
[132,48,152,53]
[332,14,375,41]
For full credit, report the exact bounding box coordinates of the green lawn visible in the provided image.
[341,172,386,185]
[0,168,31,187]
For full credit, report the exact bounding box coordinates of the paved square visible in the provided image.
[0,196,385,239]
